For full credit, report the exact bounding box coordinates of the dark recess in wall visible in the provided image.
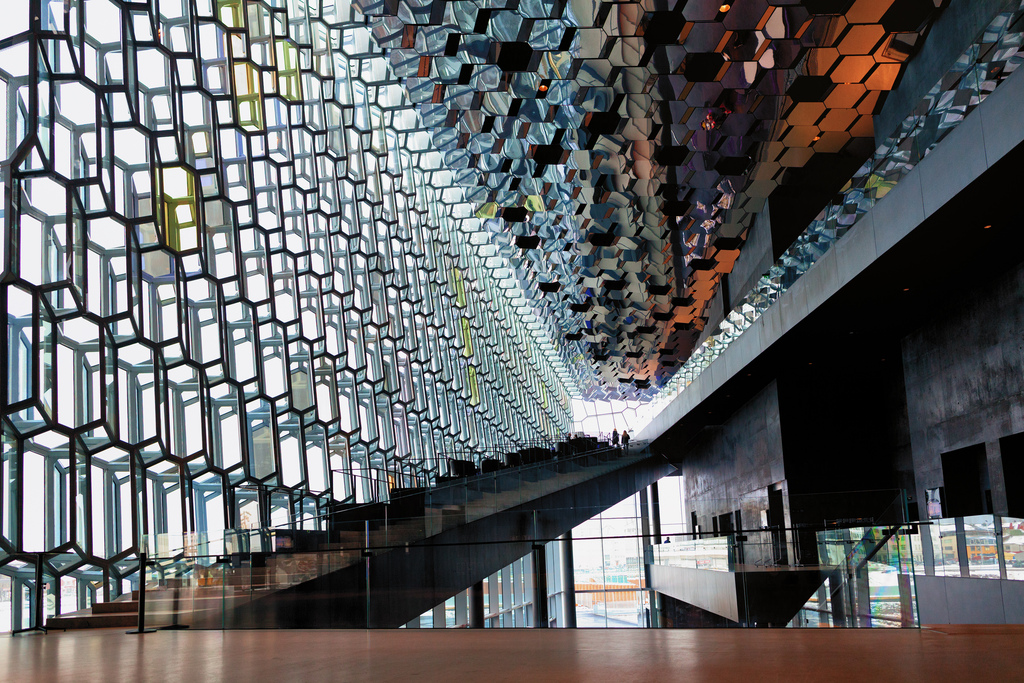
[1000,432,1024,518]
[776,337,908,499]
[659,594,739,628]
[940,444,991,517]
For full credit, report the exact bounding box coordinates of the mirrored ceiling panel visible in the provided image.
[359,0,946,399]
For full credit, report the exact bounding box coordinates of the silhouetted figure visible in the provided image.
[611,429,619,447]
[622,430,630,453]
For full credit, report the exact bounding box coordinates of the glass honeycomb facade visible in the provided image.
[0,0,573,609]
[0,0,998,628]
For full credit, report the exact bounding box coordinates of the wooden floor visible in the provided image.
[3,625,1022,682]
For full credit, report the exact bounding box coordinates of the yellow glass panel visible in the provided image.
[865,173,895,199]
[452,267,466,307]
[468,366,480,407]
[234,62,264,130]
[216,0,244,28]
[474,202,498,219]
[461,318,473,357]
[275,39,302,102]
[160,166,199,252]
[524,195,544,212]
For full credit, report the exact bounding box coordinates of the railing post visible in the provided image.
[33,558,44,632]
[561,532,577,628]
[364,520,371,629]
[995,515,1008,580]
[531,543,548,628]
[468,581,485,628]
[12,553,50,636]
[161,569,189,630]
[954,517,969,578]
[127,553,156,634]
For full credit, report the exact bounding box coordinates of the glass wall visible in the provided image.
[572,493,650,628]
[413,489,660,629]
[411,555,538,629]
[0,0,573,631]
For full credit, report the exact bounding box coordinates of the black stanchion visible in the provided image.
[12,556,48,636]
[160,576,190,630]
[127,553,156,634]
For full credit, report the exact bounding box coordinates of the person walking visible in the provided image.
[622,430,630,453]
[611,429,619,447]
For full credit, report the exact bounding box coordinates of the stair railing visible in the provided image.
[136,443,663,629]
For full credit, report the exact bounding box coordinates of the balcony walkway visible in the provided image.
[3,625,1022,682]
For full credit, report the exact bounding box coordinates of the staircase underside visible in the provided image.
[649,563,831,627]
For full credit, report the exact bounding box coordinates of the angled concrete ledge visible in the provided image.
[639,64,1024,445]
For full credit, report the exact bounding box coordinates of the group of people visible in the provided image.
[610,428,630,450]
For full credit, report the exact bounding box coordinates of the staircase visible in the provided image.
[46,592,139,630]
[141,444,675,629]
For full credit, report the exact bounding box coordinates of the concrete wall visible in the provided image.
[676,381,785,531]
[902,260,1024,516]
[776,339,910,499]
[639,54,1024,450]
[726,207,774,312]
[694,209,774,351]
[649,563,740,623]
[875,0,1015,146]
[917,575,1024,624]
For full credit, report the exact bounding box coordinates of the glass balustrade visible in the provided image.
[131,484,932,630]
[136,495,1024,630]
[137,442,659,628]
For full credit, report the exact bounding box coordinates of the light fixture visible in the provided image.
[538,84,548,93]
[719,3,731,11]
[983,224,992,229]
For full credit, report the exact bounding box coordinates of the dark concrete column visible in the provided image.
[650,482,663,544]
[985,440,1008,515]
[639,487,654,628]
[639,488,651,544]
[468,581,485,628]
[955,517,969,578]
[532,544,548,628]
[647,484,662,627]
[561,532,577,628]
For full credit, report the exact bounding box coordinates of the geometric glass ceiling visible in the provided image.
[362,0,945,399]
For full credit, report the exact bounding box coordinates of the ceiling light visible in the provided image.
[719,3,731,11]
[538,84,548,92]
[983,224,992,229]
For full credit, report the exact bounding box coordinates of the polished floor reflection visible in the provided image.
[2,626,1022,683]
